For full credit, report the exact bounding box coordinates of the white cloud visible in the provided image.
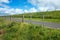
[38,6,55,11]
[38,7,48,11]
[0,7,38,15]
[0,8,8,12]
[24,10,29,13]
[28,0,60,6]
[0,8,24,15]
[0,4,10,8]
[29,7,37,12]
[0,0,24,15]
[0,0,10,8]
[15,9,24,13]
[8,8,24,15]
[0,0,9,3]
[5,8,15,14]
[28,0,60,10]
[24,7,37,13]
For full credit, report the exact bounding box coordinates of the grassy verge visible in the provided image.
[25,18,60,23]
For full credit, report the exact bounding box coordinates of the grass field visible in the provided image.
[0,10,60,23]
[7,10,60,22]
[24,18,60,23]
[0,19,60,40]
[11,10,60,18]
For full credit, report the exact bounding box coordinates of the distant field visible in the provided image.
[10,10,60,22]
[11,10,60,19]
[24,18,60,23]
[0,10,60,23]
[0,19,60,40]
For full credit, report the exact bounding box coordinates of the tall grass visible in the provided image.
[0,21,60,40]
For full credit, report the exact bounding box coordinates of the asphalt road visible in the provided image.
[5,18,60,28]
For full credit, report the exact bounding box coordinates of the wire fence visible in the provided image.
[0,14,60,23]
[0,14,60,28]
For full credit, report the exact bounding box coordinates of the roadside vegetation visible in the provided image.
[0,19,60,40]
[11,10,60,22]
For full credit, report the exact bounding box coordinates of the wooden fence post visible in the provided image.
[30,15,32,23]
[10,15,11,21]
[22,14,24,22]
[42,15,45,27]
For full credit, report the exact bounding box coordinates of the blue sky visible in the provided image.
[8,0,34,9]
[0,0,60,15]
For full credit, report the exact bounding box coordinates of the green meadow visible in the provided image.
[10,10,60,22]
